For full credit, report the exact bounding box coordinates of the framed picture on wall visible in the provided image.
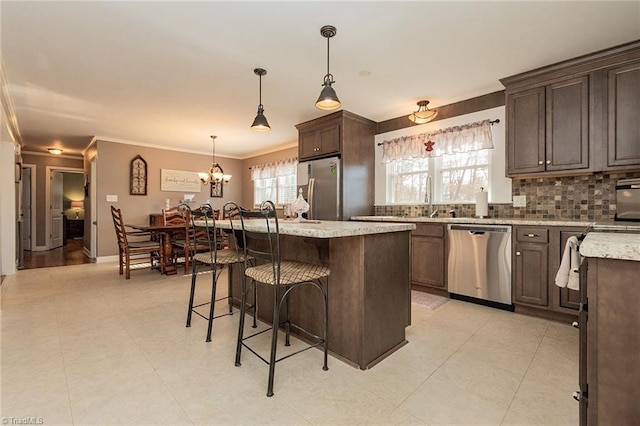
[210,182,223,198]
[130,155,147,195]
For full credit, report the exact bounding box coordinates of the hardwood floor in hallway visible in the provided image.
[21,238,92,270]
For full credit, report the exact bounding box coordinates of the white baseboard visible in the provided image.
[33,245,48,252]
[96,255,119,263]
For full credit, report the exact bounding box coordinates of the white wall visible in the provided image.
[374,106,511,205]
[0,140,17,276]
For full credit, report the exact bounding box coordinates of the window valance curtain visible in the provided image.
[250,157,298,180]
[381,119,494,163]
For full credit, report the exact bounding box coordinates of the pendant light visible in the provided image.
[198,135,232,186]
[315,25,341,110]
[251,68,271,132]
[408,100,438,124]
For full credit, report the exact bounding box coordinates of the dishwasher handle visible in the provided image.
[449,225,511,233]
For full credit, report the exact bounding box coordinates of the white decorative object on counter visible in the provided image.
[290,188,309,222]
[476,187,488,218]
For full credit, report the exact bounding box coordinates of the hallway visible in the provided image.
[21,239,92,270]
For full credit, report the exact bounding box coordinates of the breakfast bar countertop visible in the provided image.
[350,215,640,231]
[196,219,416,238]
[580,233,640,261]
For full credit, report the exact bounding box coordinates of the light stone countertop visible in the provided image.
[580,233,640,261]
[195,219,416,239]
[351,216,640,231]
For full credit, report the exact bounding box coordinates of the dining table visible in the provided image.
[127,223,187,275]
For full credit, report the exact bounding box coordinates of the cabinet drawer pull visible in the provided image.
[515,251,521,256]
[572,391,580,402]
[572,321,579,328]
[526,233,539,238]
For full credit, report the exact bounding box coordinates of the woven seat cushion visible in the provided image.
[193,248,246,265]
[246,260,330,286]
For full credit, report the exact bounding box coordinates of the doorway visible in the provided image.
[21,166,89,270]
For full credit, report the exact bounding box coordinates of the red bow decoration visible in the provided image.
[424,140,435,152]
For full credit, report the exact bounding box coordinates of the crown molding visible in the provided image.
[0,60,23,145]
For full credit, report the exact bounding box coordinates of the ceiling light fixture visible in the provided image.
[408,100,438,124]
[251,68,271,132]
[48,148,63,155]
[198,135,232,187]
[315,25,341,111]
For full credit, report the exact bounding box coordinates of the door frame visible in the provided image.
[45,166,84,250]
[90,156,97,259]
[21,164,37,251]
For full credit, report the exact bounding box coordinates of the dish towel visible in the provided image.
[555,236,583,290]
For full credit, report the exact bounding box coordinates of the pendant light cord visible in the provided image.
[326,36,330,77]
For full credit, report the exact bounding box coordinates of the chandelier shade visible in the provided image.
[408,100,438,124]
[199,135,231,186]
[315,25,341,111]
[251,68,271,131]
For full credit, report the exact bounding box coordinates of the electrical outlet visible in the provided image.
[513,195,526,208]
[106,195,118,202]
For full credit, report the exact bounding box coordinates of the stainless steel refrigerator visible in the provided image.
[297,156,341,221]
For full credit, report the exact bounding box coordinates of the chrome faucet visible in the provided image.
[425,175,438,218]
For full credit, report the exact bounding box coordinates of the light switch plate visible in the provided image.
[513,195,526,207]
[106,195,118,202]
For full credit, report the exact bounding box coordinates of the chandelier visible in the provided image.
[198,135,231,186]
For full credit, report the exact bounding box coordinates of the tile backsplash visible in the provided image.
[375,171,640,221]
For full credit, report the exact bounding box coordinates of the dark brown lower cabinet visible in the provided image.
[411,223,446,291]
[513,226,583,319]
[514,241,549,306]
[579,257,640,425]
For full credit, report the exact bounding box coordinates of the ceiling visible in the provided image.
[2,1,639,159]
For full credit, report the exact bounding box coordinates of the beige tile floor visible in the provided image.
[1,262,579,425]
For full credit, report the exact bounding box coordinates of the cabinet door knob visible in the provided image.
[546,160,551,165]
[572,321,579,328]
[515,251,521,256]
[572,391,580,402]
[538,160,544,165]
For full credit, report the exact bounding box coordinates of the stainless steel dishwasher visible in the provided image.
[447,224,512,309]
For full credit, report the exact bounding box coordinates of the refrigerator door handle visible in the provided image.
[307,178,316,220]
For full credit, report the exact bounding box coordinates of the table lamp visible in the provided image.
[70,200,83,219]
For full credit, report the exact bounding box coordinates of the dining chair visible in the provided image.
[182,203,247,342]
[162,206,190,273]
[110,206,162,279]
[228,200,330,397]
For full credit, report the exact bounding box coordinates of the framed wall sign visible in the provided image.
[210,182,223,198]
[160,169,202,192]
[130,155,147,195]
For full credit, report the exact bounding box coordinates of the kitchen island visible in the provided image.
[210,219,416,370]
[576,233,640,425]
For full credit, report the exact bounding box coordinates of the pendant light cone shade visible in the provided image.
[408,100,438,124]
[316,81,341,110]
[251,68,270,131]
[315,25,341,111]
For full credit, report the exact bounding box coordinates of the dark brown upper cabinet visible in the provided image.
[604,59,640,170]
[501,40,640,178]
